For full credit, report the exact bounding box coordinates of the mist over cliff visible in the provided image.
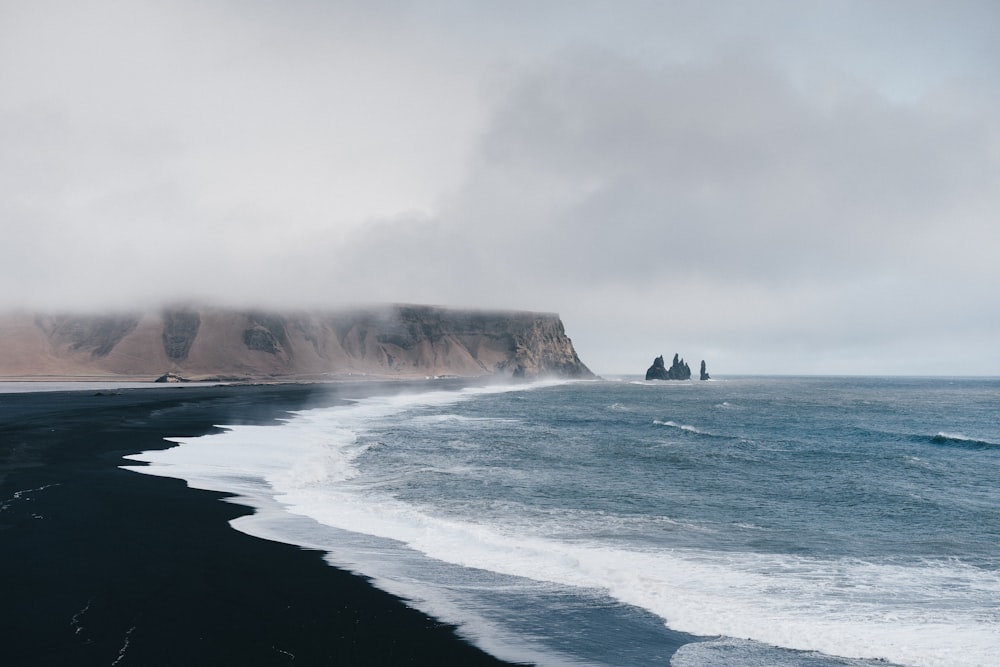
[0,304,593,382]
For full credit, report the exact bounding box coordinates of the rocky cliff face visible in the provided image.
[0,305,594,381]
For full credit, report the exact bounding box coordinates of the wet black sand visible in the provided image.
[0,382,520,666]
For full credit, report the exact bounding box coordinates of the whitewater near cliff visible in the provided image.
[124,376,1000,667]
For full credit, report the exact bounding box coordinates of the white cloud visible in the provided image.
[320,47,1000,374]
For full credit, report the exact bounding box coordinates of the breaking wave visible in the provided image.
[928,432,1000,449]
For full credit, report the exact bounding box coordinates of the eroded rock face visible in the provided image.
[700,360,710,381]
[310,305,593,379]
[35,314,141,358]
[4,305,594,381]
[162,309,201,361]
[242,312,290,359]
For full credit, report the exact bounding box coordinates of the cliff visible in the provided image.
[0,305,594,382]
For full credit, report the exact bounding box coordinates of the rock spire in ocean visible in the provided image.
[645,354,692,381]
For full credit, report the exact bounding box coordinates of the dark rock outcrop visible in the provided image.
[645,355,669,380]
[242,312,290,359]
[645,353,692,381]
[162,309,201,361]
[669,353,692,380]
[35,314,140,358]
[700,360,710,381]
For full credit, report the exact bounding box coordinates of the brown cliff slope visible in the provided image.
[0,305,594,381]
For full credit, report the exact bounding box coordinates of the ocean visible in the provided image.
[124,376,1000,667]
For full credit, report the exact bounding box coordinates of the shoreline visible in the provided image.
[0,382,522,666]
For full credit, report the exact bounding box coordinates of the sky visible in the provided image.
[2,0,999,375]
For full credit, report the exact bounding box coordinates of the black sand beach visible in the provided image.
[0,382,520,666]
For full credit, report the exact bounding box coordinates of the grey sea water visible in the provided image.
[126,377,1000,666]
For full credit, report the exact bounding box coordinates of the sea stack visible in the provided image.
[645,355,669,380]
[645,354,691,381]
[700,360,710,381]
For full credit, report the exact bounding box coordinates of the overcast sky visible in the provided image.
[3,1,999,375]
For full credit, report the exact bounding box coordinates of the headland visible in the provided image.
[0,304,593,384]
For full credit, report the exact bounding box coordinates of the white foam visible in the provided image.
[123,380,1000,667]
[670,637,875,667]
[410,414,522,425]
[933,431,1000,447]
[279,486,999,666]
[654,419,704,434]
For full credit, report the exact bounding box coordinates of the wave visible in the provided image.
[653,420,739,443]
[411,414,521,425]
[630,380,694,386]
[671,637,882,667]
[928,432,1000,449]
[653,419,704,434]
[255,486,1000,667]
[861,426,1000,451]
[122,379,1000,667]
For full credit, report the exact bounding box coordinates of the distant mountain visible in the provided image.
[0,304,594,382]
